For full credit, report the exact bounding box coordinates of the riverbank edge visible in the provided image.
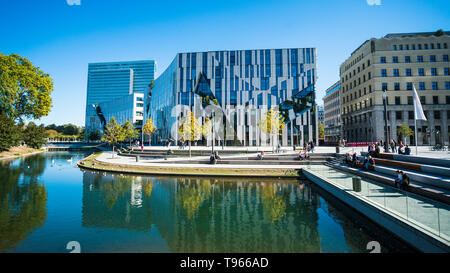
[0,149,45,161]
[77,152,303,179]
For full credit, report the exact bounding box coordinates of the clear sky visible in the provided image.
[1,0,449,127]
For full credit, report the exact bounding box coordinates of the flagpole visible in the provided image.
[415,117,418,156]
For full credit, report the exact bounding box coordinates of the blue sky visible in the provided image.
[1,0,449,126]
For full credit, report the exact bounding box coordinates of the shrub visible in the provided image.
[23,122,47,149]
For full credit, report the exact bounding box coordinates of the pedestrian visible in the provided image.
[141,144,144,152]
[404,144,411,155]
[277,144,281,154]
[309,141,315,153]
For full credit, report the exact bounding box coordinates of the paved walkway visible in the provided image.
[96,151,306,169]
[129,145,450,159]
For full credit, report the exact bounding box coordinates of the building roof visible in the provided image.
[383,31,450,39]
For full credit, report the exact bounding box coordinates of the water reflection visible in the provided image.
[81,172,327,252]
[0,155,47,252]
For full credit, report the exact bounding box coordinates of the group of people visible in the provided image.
[394,170,410,190]
[388,140,411,155]
[344,152,376,170]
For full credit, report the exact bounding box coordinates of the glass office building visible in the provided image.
[144,49,318,147]
[85,60,155,138]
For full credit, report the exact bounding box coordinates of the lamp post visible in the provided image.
[382,89,389,152]
[211,111,215,154]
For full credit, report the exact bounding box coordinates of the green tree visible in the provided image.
[0,114,22,151]
[257,108,286,151]
[45,129,59,140]
[397,123,414,144]
[62,124,79,135]
[143,118,156,146]
[0,53,54,121]
[22,122,47,149]
[101,117,125,158]
[318,122,324,139]
[122,120,138,146]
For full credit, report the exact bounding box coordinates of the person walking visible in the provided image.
[277,144,281,154]
[309,141,315,153]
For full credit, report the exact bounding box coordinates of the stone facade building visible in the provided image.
[340,31,450,145]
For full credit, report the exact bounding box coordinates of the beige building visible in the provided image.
[322,81,341,144]
[340,31,450,146]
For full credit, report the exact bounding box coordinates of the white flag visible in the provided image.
[412,84,427,121]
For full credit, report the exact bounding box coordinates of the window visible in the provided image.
[396,111,402,119]
[424,44,428,50]
[382,83,388,91]
[446,82,450,90]
[392,56,398,63]
[419,82,425,90]
[394,82,400,91]
[432,82,438,90]
[418,68,425,76]
[407,82,413,90]
[417,56,423,63]
[420,96,426,104]
[405,56,411,63]
[430,55,436,62]
[381,69,387,77]
[393,45,397,51]
[407,96,413,105]
[408,111,414,119]
[444,55,449,62]
[136,103,144,108]
[434,111,441,120]
[418,44,422,50]
[431,68,437,76]
[406,68,412,76]
[260,77,269,90]
[445,68,449,76]
[380,57,386,63]
[395,97,401,105]
[393,69,399,77]
[433,96,439,104]
[447,96,450,104]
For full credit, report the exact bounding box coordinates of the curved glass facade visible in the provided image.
[144,48,318,146]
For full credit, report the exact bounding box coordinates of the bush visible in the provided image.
[23,122,47,149]
[0,114,22,151]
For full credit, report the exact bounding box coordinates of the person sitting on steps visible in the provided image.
[257,151,265,160]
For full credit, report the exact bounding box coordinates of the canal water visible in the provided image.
[0,151,414,253]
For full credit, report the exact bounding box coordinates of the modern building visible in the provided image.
[322,81,341,144]
[340,31,450,145]
[85,60,155,138]
[144,48,318,147]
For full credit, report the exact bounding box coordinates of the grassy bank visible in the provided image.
[0,146,44,160]
[78,153,301,178]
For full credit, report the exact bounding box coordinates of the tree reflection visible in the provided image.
[0,155,47,252]
[260,182,287,224]
[177,179,212,220]
[99,175,133,210]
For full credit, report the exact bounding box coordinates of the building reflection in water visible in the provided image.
[0,154,48,252]
[82,171,326,252]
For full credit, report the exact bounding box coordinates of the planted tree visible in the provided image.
[23,122,47,149]
[0,114,22,151]
[0,53,54,122]
[101,117,125,158]
[143,118,156,146]
[257,108,286,152]
[397,123,414,144]
[122,120,138,146]
[318,122,324,139]
[178,111,202,157]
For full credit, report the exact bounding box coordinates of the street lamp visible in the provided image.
[382,89,389,152]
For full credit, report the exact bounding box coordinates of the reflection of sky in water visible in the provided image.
[1,152,414,253]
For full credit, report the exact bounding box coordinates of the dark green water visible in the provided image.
[0,152,413,253]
